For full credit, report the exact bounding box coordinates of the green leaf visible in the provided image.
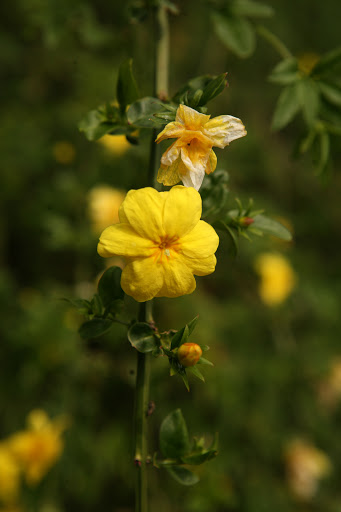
[78,318,113,339]
[252,214,292,241]
[128,322,158,353]
[79,109,118,141]
[187,365,205,382]
[268,57,299,85]
[212,11,256,58]
[160,409,190,459]
[200,73,228,105]
[233,0,274,18]
[298,79,320,126]
[319,81,341,108]
[166,466,199,486]
[271,83,301,130]
[181,449,218,465]
[91,294,103,316]
[213,220,239,256]
[170,316,199,350]
[116,59,139,112]
[98,266,124,307]
[315,131,330,175]
[311,47,341,77]
[127,97,168,128]
[197,357,214,366]
[62,298,92,315]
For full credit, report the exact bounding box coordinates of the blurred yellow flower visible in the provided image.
[7,410,67,486]
[254,252,296,306]
[298,52,320,75]
[284,439,331,500]
[52,141,76,165]
[156,104,246,190]
[0,445,20,503]
[97,134,131,155]
[98,186,219,302]
[87,185,126,234]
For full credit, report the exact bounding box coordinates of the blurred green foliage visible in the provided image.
[1,0,341,511]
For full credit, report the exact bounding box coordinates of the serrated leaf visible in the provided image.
[127,97,167,128]
[166,466,199,486]
[98,266,124,307]
[271,83,301,130]
[252,214,292,241]
[160,409,190,459]
[128,322,158,353]
[233,0,274,18]
[116,59,139,112]
[78,318,113,339]
[298,79,320,126]
[311,47,341,77]
[268,57,299,85]
[212,11,256,58]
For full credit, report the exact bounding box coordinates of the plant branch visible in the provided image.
[256,25,292,60]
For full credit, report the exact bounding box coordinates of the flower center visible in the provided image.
[151,235,180,263]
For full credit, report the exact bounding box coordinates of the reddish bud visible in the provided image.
[240,216,254,227]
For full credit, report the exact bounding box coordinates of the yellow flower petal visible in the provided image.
[185,253,217,276]
[156,122,184,143]
[205,149,217,175]
[157,162,182,186]
[204,115,246,148]
[163,186,202,238]
[155,257,196,298]
[160,141,181,166]
[181,220,219,258]
[121,258,163,302]
[120,187,166,240]
[98,224,154,258]
[176,104,210,129]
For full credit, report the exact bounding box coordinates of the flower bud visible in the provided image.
[240,216,254,227]
[177,343,202,367]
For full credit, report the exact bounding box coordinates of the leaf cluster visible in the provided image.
[156,409,218,485]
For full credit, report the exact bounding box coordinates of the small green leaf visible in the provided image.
[187,365,205,382]
[315,131,330,175]
[91,294,103,316]
[127,97,167,128]
[197,357,214,366]
[79,109,120,141]
[181,449,217,465]
[200,73,228,105]
[116,59,139,112]
[160,409,190,459]
[252,214,292,241]
[311,46,341,77]
[170,316,199,350]
[166,466,199,486]
[271,83,301,130]
[298,79,320,126]
[233,0,274,18]
[212,11,256,58]
[319,81,341,108]
[128,322,158,353]
[62,298,92,315]
[268,57,299,85]
[78,318,113,339]
[98,266,124,307]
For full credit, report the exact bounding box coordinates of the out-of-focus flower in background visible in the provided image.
[254,252,296,306]
[317,358,341,409]
[297,52,320,75]
[97,134,131,155]
[87,185,126,235]
[0,445,20,504]
[52,141,76,165]
[284,439,331,500]
[7,410,68,486]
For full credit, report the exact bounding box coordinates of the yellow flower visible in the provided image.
[298,52,320,76]
[87,185,126,234]
[52,141,76,165]
[178,343,202,367]
[98,186,219,302]
[97,134,131,155]
[284,439,331,500]
[7,410,67,486]
[254,252,296,306]
[156,104,246,190]
[0,445,20,503]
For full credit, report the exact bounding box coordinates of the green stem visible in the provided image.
[256,25,292,59]
[134,7,169,512]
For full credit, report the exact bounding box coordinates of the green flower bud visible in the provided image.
[177,343,202,367]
